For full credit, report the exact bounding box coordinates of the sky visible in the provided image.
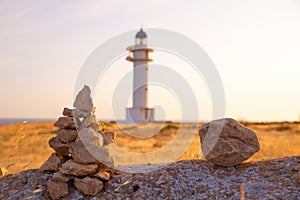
[0,0,300,122]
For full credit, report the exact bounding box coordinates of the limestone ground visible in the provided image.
[0,156,299,199]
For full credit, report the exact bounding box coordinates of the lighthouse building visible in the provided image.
[125,28,155,123]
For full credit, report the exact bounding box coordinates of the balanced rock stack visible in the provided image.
[199,118,260,167]
[40,85,114,200]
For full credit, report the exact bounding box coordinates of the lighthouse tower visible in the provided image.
[126,28,155,123]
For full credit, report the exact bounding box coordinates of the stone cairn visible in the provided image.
[40,85,115,199]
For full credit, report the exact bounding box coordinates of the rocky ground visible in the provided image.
[0,156,299,200]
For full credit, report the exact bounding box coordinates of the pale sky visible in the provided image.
[1,0,300,122]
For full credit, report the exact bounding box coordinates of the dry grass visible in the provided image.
[0,121,299,175]
[0,122,57,175]
[245,122,300,162]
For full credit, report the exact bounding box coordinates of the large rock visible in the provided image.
[199,118,260,167]
[60,160,98,176]
[69,140,109,165]
[57,129,77,143]
[46,179,69,199]
[68,128,108,164]
[69,141,99,164]
[49,137,70,156]
[73,85,93,112]
[40,153,61,171]
[54,117,76,129]
[74,177,103,196]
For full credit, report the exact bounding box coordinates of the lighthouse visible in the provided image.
[125,28,155,123]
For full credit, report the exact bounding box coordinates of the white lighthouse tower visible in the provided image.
[126,28,155,123]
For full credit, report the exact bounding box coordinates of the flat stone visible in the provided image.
[60,160,98,176]
[62,108,73,117]
[52,171,73,183]
[92,170,110,181]
[199,118,260,167]
[74,177,103,196]
[46,179,69,200]
[73,85,93,112]
[40,153,61,171]
[57,129,78,143]
[49,137,70,156]
[54,117,76,129]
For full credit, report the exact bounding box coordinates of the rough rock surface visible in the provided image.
[79,115,99,131]
[74,176,103,196]
[57,129,77,143]
[68,141,100,164]
[0,157,299,199]
[62,108,73,117]
[40,153,62,171]
[199,118,260,166]
[46,179,69,199]
[73,85,93,112]
[72,109,91,118]
[54,117,76,129]
[52,172,73,183]
[48,137,70,156]
[60,160,98,176]
[76,127,103,147]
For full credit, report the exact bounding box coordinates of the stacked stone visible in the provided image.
[40,85,114,200]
